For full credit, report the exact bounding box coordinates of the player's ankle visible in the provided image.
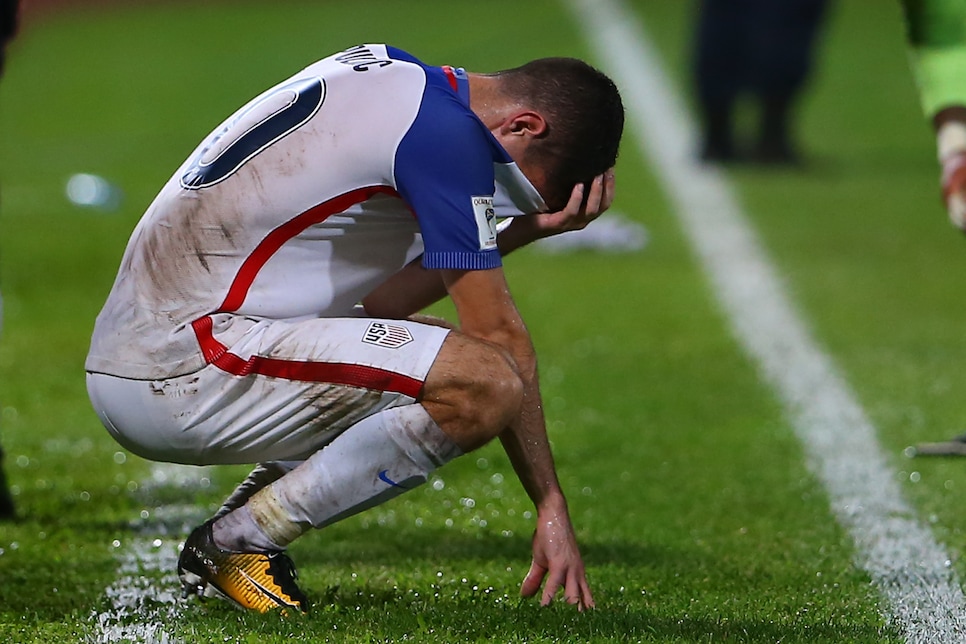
[212,503,289,552]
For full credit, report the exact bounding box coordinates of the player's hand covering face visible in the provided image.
[532,168,616,235]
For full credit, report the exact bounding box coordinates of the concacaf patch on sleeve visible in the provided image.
[471,196,498,251]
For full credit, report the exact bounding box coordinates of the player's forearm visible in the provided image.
[497,216,551,255]
[439,265,562,506]
[498,372,568,512]
[458,310,564,508]
[362,257,447,319]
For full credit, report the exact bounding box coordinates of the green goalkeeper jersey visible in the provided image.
[901,0,966,117]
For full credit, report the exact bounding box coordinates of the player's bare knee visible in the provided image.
[469,352,522,437]
[455,360,522,450]
[421,334,523,450]
[484,355,524,428]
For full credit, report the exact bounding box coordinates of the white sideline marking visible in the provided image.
[93,464,212,644]
[565,0,966,640]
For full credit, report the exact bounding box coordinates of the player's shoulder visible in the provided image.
[297,44,433,108]
[305,44,424,77]
[313,44,461,101]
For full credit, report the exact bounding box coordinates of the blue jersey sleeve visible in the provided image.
[393,67,503,271]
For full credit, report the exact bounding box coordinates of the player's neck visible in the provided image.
[467,74,515,129]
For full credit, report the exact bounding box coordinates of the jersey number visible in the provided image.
[181,76,326,190]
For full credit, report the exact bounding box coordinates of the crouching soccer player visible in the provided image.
[85,43,623,613]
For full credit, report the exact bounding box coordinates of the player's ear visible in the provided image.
[499,110,548,139]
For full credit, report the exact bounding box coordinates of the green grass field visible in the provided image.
[1,1,963,642]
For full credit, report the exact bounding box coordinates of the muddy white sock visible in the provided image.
[211,503,284,552]
[237,404,462,549]
[213,460,301,521]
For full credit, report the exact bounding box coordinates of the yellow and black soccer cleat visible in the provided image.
[178,522,308,614]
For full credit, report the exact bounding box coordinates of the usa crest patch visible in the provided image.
[362,322,414,349]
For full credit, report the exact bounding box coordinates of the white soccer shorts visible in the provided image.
[87,315,450,465]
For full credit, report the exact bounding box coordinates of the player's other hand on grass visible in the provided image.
[520,503,595,611]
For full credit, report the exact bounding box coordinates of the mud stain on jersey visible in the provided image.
[195,250,211,272]
[147,376,201,398]
[132,187,249,316]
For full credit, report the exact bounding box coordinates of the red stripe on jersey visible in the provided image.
[190,316,423,398]
[218,185,399,313]
[441,66,459,91]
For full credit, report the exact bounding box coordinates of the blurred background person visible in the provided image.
[901,0,966,232]
[693,0,830,164]
[0,0,19,519]
[902,0,966,456]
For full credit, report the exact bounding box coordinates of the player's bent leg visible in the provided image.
[91,315,513,612]
[188,402,463,611]
[86,315,453,465]
[199,332,522,601]
[217,403,463,546]
[419,332,524,451]
[174,316,460,610]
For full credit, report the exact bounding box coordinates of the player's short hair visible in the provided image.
[496,57,624,211]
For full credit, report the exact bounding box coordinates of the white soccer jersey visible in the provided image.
[86,44,546,380]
